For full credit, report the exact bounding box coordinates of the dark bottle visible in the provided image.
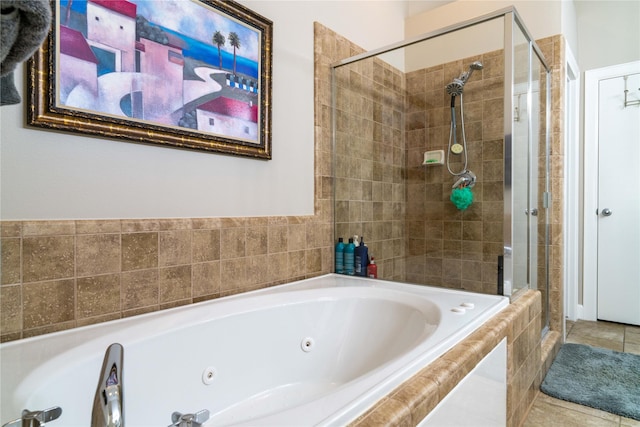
[354,236,369,277]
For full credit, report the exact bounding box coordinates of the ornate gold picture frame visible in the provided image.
[28,0,273,159]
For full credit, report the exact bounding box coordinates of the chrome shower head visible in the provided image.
[446,79,465,96]
[445,61,483,96]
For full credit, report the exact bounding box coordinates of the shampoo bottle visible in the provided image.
[335,237,345,274]
[344,238,356,275]
[367,257,378,278]
[354,236,369,276]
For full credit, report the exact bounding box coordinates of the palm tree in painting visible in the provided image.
[228,32,241,75]
[65,0,73,25]
[212,31,225,70]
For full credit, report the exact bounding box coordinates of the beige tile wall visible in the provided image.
[0,14,330,340]
[405,50,505,294]
[332,52,407,281]
[537,35,565,335]
[1,216,333,342]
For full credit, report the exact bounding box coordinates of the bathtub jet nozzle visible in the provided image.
[92,343,124,427]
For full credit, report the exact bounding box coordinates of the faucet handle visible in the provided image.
[169,410,210,427]
[2,406,62,427]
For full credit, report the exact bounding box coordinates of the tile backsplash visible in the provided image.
[1,216,332,342]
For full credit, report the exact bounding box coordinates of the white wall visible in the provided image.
[0,1,407,220]
[402,0,569,71]
[405,0,564,40]
[574,0,640,72]
[404,0,639,79]
[561,0,578,57]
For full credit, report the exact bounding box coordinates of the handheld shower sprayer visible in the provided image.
[446,61,484,96]
[446,61,483,178]
[463,61,484,82]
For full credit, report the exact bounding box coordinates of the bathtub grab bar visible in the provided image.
[169,410,210,427]
[2,407,62,427]
[92,343,124,427]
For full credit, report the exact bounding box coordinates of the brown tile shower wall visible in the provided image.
[405,51,505,294]
[1,218,334,343]
[403,35,566,337]
[538,35,565,335]
[330,45,407,281]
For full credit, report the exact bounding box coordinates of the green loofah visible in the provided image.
[450,187,473,210]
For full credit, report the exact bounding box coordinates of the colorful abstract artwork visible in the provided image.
[28,0,273,159]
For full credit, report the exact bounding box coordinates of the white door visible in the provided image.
[595,67,640,325]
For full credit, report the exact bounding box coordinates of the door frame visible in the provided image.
[564,41,579,324]
[582,60,640,321]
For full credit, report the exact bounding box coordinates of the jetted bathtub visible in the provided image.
[0,274,508,426]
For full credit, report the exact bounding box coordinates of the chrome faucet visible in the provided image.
[169,410,210,427]
[92,343,124,427]
[451,170,477,189]
[2,407,62,427]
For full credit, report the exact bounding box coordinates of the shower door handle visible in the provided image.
[601,208,612,217]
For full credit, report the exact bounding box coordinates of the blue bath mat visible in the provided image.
[541,343,640,420]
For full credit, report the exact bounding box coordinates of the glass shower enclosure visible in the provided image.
[331,7,551,333]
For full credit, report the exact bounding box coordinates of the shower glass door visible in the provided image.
[510,22,532,296]
[533,46,550,335]
[508,11,551,333]
[331,8,550,331]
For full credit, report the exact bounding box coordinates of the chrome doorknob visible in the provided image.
[601,208,612,216]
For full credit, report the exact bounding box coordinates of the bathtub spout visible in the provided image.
[92,343,124,427]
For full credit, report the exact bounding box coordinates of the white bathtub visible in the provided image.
[0,274,508,426]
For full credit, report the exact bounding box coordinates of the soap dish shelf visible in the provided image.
[423,150,445,166]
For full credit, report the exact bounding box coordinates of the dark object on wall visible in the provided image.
[27,0,273,159]
[0,0,52,106]
[497,255,504,295]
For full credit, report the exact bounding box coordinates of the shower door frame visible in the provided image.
[330,7,551,317]
[505,11,552,336]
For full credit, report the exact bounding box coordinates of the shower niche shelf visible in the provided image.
[424,150,445,166]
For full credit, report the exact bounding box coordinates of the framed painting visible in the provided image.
[28,0,273,159]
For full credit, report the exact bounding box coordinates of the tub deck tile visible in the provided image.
[354,290,542,427]
[350,396,413,427]
[391,375,440,425]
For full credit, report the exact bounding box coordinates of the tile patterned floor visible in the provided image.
[523,320,640,427]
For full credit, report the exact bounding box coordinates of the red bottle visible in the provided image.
[367,257,378,278]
